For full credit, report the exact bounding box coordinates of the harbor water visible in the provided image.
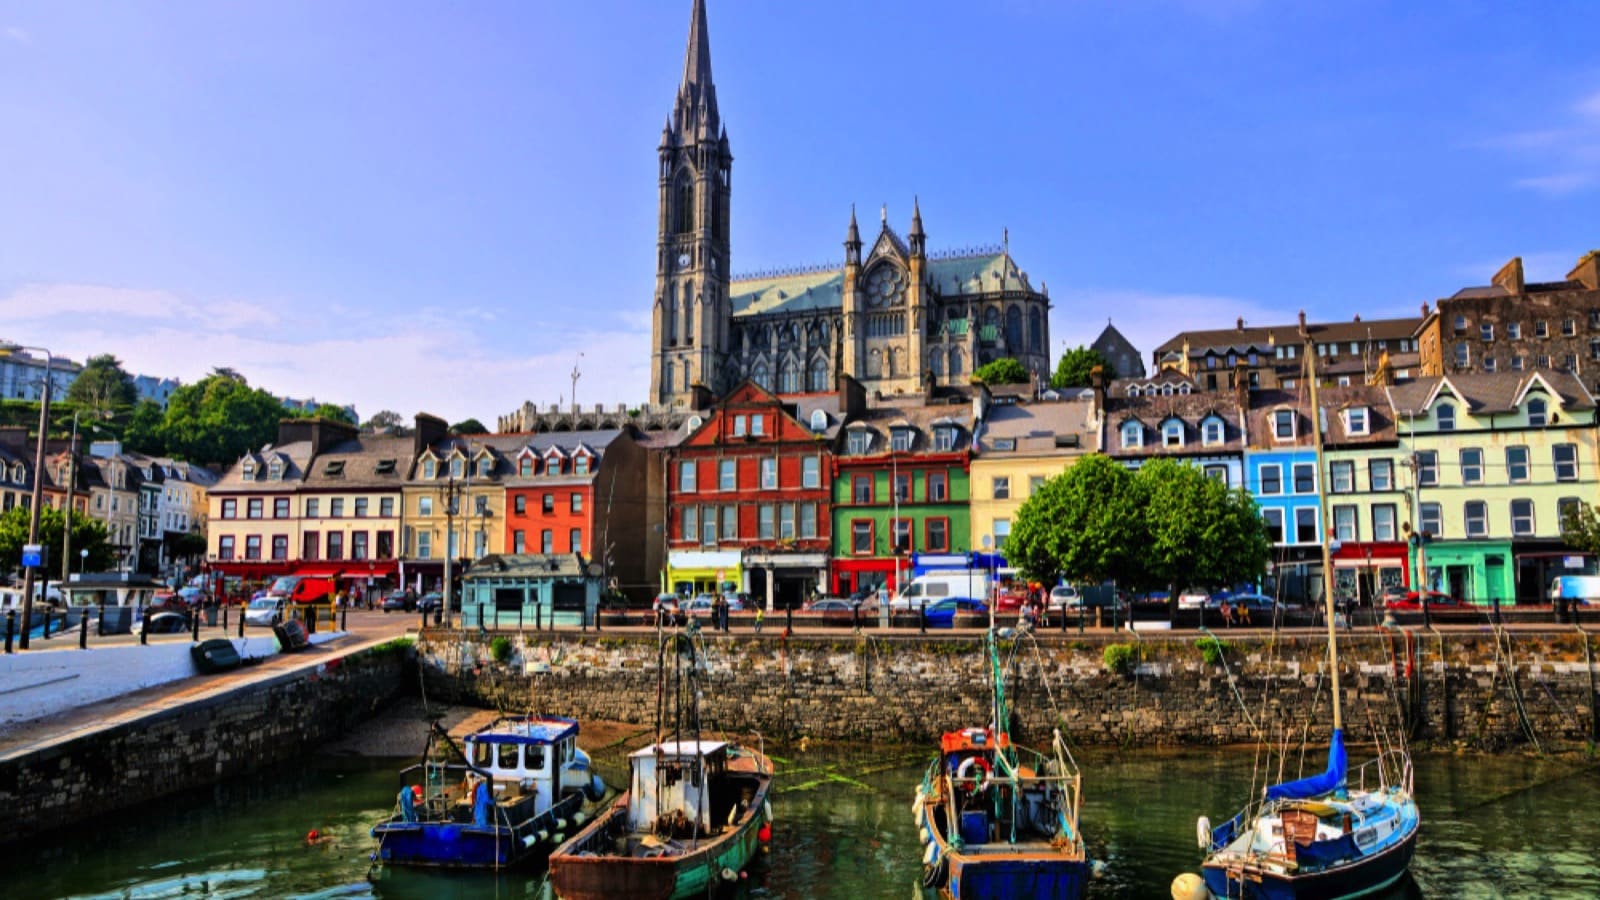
[12,742,1599,899]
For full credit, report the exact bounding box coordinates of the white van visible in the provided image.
[891,571,991,612]
[1550,575,1600,604]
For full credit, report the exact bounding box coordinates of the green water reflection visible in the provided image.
[13,743,1600,899]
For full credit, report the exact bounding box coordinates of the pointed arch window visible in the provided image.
[778,357,800,393]
[752,360,771,390]
[807,356,829,392]
[929,350,944,377]
[866,349,882,378]
[675,173,695,234]
[949,347,964,378]
[1028,307,1043,353]
[1006,306,1023,349]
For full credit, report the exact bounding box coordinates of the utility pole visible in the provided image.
[61,411,80,584]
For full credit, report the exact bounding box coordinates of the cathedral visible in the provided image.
[650,0,1053,408]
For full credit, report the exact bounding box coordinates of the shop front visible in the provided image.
[1330,542,1409,605]
[1265,546,1325,607]
[831,557,909,600]
[1513,543,1595,604]
[293,560,400,606]
[665,549,743,598]
[462,554,600,629]
[743,549,828,611]
[208,560,292,602]
[1417,540,1514,605]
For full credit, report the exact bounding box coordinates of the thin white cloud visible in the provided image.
[1496,89,1600,196]
[3,26,29,44]
[0,282,651,426]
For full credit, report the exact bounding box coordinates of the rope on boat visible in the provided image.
[1494,626,1543,753]
[1197,626,1262,738]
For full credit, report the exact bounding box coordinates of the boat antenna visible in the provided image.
[1301,313,1342,733]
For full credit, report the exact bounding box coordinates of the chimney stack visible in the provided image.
[1492,257,1526,295]
[1236,317,1245,332]
[1569,250,1600,291]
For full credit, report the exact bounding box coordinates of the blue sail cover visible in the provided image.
[1266,728,1347,801]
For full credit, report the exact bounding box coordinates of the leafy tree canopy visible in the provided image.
[158,371,285,466]
[66,354,137,416]
[308,403,355,424]
[451,418,489,435]
[973,357,1030,385]
[0,506,115,579]
[363,410,406,432]
[1561,501,1600,556]
[121,399,168,456]
[1050,346,1111,390]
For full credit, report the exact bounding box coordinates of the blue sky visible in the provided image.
[2,0,1597,424]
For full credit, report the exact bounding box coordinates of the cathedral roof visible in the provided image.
[729,250,1035,319]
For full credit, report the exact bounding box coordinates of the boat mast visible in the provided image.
[1301,312,1342,732]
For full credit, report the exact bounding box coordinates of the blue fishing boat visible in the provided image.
[913,629,1088,899]
[370,715,607,870]
[1177,328,1420,900]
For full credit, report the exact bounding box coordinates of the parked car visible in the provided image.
[146,593,192,619]
[993,589,1032,613]
[417,592,443,613]
[1384,591,1464,610]
[381,591,415,613]
[244,596,286,627]
[1047,585,1083,611]
[809,599,859,614]
[176,587,210,608]
[1177,588,1213,610]
[142,611,191,634]
[923,597,988,628]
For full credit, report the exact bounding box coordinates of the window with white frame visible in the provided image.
[1293,462,1316,493]
[751,415,765,436]
[760,458,778,489]
[422,459,436,479]
[722,504,737,540]
[732,415,746,437]
[681,506,697,542]
[758,504,774,540]
[1332,505,1357,542]
[1527,397,1548,427]
[993,477,1010,500]
[680,460,697,491]
[1260,464,1282,495]
[1330,460,1354,493]
[1120,420,1142,449]
[1436,403,1456,430]
[1506,446,1530,482]
[1262,508,1284,544]
[1460,448,1483,485]
[933,427,957,452]
[1162,420,1184,447]
[1370,458,1393,491]
[1274,410,1295,440]
[1554,443,1578,481]
[1372,504,1397,541]
[891,428,913,452]
[1508,322,1521,339]
[1420,502,1442,538]
[719,459,736,491]
[1464,501,1488,537]
[928,471,948,502]
[801,456,820,489]
[450,457,464,479]
[1202,417,1224,446]
[702,506,716,545]
[1294,507,1318,543]
[847,430,871,455]
[1536,320,1549,338]
[1480,323,1494,341]
[799,502,817,539]
[1510,499,1535,536]
[1563,318,1577,336]
[779,503,796,540]
[1344,407,1369,435]
[1416,450,1438,486]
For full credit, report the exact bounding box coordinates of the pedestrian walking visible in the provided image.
[753,605,764,633]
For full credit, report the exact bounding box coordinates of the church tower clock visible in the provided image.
[651,0,733,408]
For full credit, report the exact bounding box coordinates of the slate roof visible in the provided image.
[729,251,1037,318]
[463,553,597,581]
[1317,384,1400,446]
[835,402,976,456]
[975,398,1094,455]
[216,441,314,492]
[300,435,414,489]
[1388,371,1596,417]
[1104,385,1247,457]
[1153,316,1422,356]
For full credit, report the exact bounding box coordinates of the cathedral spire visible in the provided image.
[678,0,717,128]
[909,195,925,256]
[846,204,861,265]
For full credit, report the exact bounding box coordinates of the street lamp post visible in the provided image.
[61,411,80,586]
[4,344,54,650]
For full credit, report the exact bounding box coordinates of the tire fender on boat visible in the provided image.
[764,799,772,822]
[921,854,947,889]
[1196,816,1211,850]
[919,826,931,846]
[721,867,738,882]
[923,842,938,866]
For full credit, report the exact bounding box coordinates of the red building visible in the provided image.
[666,382,836,609]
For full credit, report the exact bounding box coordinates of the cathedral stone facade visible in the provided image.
[650,0,1053,409]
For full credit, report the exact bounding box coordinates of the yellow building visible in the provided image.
[402,434,520,592]
[969,397,1094,555]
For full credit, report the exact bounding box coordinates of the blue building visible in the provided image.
[461,554,602,629]
[1244,391,1325,604]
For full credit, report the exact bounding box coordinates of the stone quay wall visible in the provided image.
[0,646,407,845]
[416,629,1600,753]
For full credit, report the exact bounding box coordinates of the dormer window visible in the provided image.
[1162,420,1184,448]
[476,456,492,478]
[1527,396,1548,427]
[544,450,564,474]
[1345,407,1370,436]
[324,460,345,477]
[733,415,746,437]
[375,459,396,475]
[1178,384,1191,395]
[891,428,913,452]
[241,461,256,482]
[449,457,465,479]
[1161,383,1174,396]
[809,409,827,432]
[12,462,23,484]
[1121,420,1143,450]
[751,415,765,436]
[423,458,437,479]
[1202,417,1224,446]
[574,454,591,475]
[933,426,958,452]
[268,459,284,481]
[519,456,534,477]
[1436,402,1456,431]
[1273,409,1296,441]
[1127,385,1141,397]
[992,438,1017,451]
[846,429,872,455]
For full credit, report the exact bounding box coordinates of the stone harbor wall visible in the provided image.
[0,645,407,845]
[416,630,1600,753]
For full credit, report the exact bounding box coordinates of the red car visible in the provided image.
[1383,590,1464,610]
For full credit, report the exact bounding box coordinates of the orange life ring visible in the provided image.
[955,756,992,790]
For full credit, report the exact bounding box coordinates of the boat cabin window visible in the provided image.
[526,745,546,771]
[498,743,519,769]
[470,740,491,768]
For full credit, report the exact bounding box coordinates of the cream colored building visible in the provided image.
[969,397,1095,555]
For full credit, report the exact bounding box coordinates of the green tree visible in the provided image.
[65,354,138,417]
[1561,501,1600,555]
[309,403,355,424]
[1138,458,1271,617]
[1050,346,1111,390]
[0,506,115,578]
[363,409,405,432]
[973,357,1030,385]
[122,399,168,456]
[451,418,489,434]
[158,371,285,466]
[1006,454,1147,588]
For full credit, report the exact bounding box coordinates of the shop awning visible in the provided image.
[209,561,292,580]
[294,560,399,578]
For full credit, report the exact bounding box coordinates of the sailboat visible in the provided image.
[913,628,1088,899]
[1181,321,1420,900]
[548,626,774,900]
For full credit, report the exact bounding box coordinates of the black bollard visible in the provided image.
[919,602,927,633]
[79,613,88,649]
[596,603,603,633]
[192,609,201,641]
[238,606,246,638]
[340,605,348,631]
[42,610,51,640]
[4,610,14,653]
[785,604,793,633]
[852,604,859,631]
[140,613,149,646]
[518,606,523,633]
[222,605,229,632]
[433,607,442,627]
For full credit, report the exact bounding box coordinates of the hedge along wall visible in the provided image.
[416,629,1600,753]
